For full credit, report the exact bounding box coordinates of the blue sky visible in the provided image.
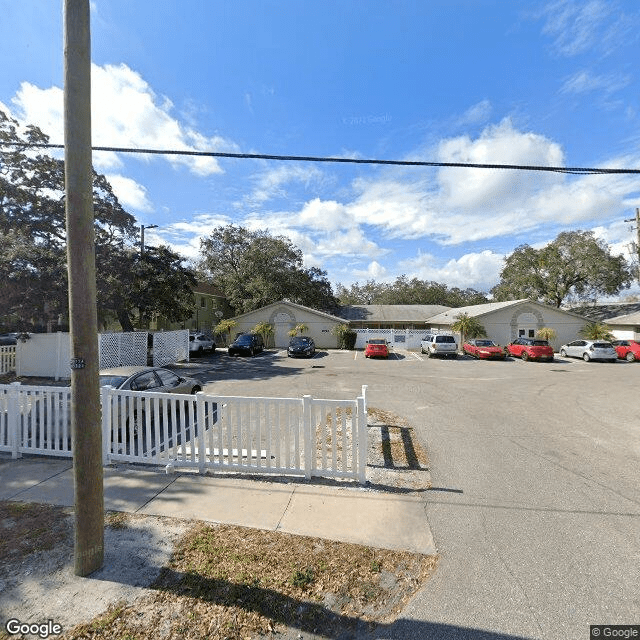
[2,0,640,295]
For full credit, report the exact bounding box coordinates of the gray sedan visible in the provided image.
[99,366,202,393]
[559,340,617,362]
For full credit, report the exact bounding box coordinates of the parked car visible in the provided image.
[559,340,617,363]
[228,333,264,357]
[420,334,458,358]
[287,336,316,358]
[189,333,216,356]
[99,366,202,394]
[506,337,554,362]
[611,339,640,362]
[463,339,506,360]
[364,339,389,358]
[0,333,18,345]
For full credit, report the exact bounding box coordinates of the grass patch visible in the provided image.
[0,501,71,564]
[61,522,437,639]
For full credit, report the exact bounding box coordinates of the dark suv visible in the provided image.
[228,333,264,357]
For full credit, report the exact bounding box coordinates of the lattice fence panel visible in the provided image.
[152,330,189,367]
[98,332,148,369]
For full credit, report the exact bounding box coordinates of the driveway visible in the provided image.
[175,349,640,640]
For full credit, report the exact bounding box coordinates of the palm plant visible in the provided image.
[536,327,557,343]
[451,313,486,349]
[287,323,309,338]
[579,322,614,341]
[252,321,274,347]
[213,318,236,346]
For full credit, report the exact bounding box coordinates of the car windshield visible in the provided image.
[99,375,128,388]
[476,340,495,347]
[532,340,549,346]
[593,342,612,348]
[369,340,386,345]
[436,336,455,343]
[290,338,310,346]
[235,335,253,344]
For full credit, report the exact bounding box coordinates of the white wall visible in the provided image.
[16,333,71,379]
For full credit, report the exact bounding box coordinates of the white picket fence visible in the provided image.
[1,346,16,374]
[0,383,368,483]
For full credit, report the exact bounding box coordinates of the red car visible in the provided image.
[463,339,506,360]
[507,337,554,362]
[364,339,389,358]
[612,339,640,362]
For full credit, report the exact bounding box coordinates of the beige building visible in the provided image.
[426,299,590,350]
[229,301,347,349]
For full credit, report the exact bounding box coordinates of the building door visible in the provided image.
[274,312,293,348]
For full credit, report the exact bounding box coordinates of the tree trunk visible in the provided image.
[117,307,134,332]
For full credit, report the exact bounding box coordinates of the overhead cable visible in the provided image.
[2,142,640,175]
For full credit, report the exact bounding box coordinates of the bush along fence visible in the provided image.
[0,383,369,483]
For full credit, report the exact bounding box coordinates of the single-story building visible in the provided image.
[425,299,590,351]
[228,301,347,349]
[604,312,640,340]
[338,304,451,329]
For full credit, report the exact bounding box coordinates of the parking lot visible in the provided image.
[171,345,640,638]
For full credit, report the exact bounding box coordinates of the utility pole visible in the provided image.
[140,223,158,256]
[624,208,640,284]
[64,0,104,576]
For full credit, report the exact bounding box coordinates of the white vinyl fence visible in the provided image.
[355,328,450,350]
[1,346,16,374]
[0,383,368,483]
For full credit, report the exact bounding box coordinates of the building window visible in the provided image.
[200,297,206,308]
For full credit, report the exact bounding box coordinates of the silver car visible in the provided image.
[559,340,617,363]
[99,366,202,393]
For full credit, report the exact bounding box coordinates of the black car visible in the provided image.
[287,336,316,358]
[228,333,264,356]
[0,333,18,345]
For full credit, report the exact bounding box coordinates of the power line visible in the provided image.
[2,141,640,175]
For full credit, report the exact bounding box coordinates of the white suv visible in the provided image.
[189,333,216,355]
[420,333,458,358]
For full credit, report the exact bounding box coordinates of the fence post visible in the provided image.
[196,392,206,474]
[101,386,113,465]
[361,385,368,416]
[357,394,367,484]
[302,395,312,480]
[9,382,21,459]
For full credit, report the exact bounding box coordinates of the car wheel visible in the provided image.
[421,347,425,354]
[249,347,255,357]
[522,351,529,361]
[560,349,567,357]
[190,386,201,394]
[583,353,590,362]
[626,352,636,362]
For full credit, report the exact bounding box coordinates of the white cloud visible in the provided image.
[244,164,325,207]
[560,70,631,95]
[456,99,492,127]
[10,63,239,177]
[351,260,388,281]
[105,174,153,212]
[538,0,640,57]
[399,250,505,292]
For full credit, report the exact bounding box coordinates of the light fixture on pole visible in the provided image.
[140,224,158,256]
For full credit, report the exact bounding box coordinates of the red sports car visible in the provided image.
[364,339,389,358]
[463,339,506,360]
[506,337,554,362]
[611,339,640,362]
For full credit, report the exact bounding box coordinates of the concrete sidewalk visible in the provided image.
[0,456,436,556]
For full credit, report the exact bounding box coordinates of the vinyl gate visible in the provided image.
[1,346,16,374]
[0,384,368,483]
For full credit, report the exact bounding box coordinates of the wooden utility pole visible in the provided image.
[64,0,104,576]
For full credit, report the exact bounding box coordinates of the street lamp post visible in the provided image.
[140,224,158,256]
